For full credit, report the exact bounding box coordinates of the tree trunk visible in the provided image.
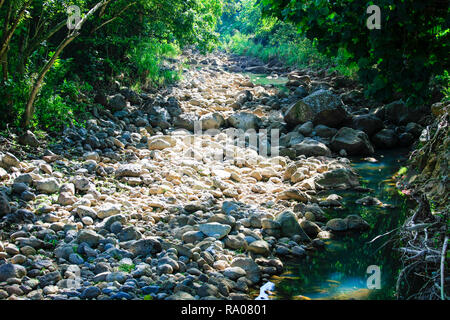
[0,0,32,61]
[23,35,77,127]
[22,0,110,127]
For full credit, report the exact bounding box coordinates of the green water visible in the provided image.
[270,150,415,300]
[243,73,289,92]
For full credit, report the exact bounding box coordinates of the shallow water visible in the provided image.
[260,150,415,300]
[242,73,289,92]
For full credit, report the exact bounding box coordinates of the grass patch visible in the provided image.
[221,32,358,78]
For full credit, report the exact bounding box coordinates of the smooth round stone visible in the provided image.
[82,286,101,299]
[81,216,94,226]
[10,254,27,264]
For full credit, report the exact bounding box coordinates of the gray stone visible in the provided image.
[372,129,398,149]
[326,218,348,231]
[293,138,331,157]
[115,164,142,178]
[81,286,101,299]
[118,226,142,242]
[18,130,40,147]
[199,222,231,239]
[182,231,204,244]
[275,211,310,241]
[330,127,374,155]
[315,168,360,189]
[200,113,225,130]
[68,253,84,265]
[0,264,27,282]
[122,238,162,257]
[230,257,260,284]
[223,267,247,280]
[2,152,20,168]
[77,229,101,247]
[107,94,127,111]
[299,220,321,238]
[345,215,370,231]
[350,114,384,137]
[227,112,261,130]
[246,240,270,256]
[35,178,60,194]
[0,192,11,217]
[284,89,347,127]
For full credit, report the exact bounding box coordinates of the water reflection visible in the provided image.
[268,150,415,300]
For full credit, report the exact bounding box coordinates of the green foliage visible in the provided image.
[129,40,182,89]
[118,263,135,273]
[222,32,357,77]
[0,0,224,131]
[260,0,450,104]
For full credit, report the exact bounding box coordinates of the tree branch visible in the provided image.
[89,2,137,35]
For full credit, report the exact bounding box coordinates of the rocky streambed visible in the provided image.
[0,50,424,300]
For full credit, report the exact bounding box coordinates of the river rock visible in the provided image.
[223,267,247,280]
[247,240,270,256]
[284,89,347,127]
[35,178,60,194]
[199,222,231,239]
[350,114,384,137]
[293,138,331,157]
[326,218,348,231]
[275,211,310,241]
[97,203,121,219]
[355,196,382,206]
[330,127,374,155]
[115,164,142,177]
[345,215,370,231]
[224,234,247,250]
[77,229,101,247]
[227,112,261,130]
[18,130,40,147]
[372,129,398,149]
[315,168,360,189]
[107,94,127,112]
[0,264,27,282]
[0,192,11,217]
[230,257,260,284]
[1,152,20,168]
[314,124,337,138]
[122,238,162,257]
[200,112,225,130]
[299,220,321,238]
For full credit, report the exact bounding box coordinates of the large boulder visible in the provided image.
[383,100,428,125]
[0,264,27,282]
[173,112,199,131]
[107,94,127,112]
[199,222,231,239]
[372,129,398,149]
[330,127,374,155]
[345,215,370,231]
[18,130,40,147]
[200,113,225,130]
[121,238,162,257]
[230,257,260,284]
[227,112,261,130]
[315,168,360,189]
[293,138,331,157]
[350,114,384,137]
[275,211,310,241]
[284,89,348,127]
[35,178,60,194]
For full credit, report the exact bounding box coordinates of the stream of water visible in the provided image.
[256,150,415,300]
